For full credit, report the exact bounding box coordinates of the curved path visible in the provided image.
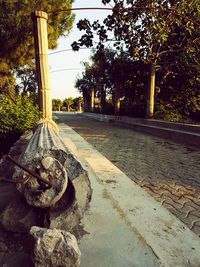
[56,113,200,237]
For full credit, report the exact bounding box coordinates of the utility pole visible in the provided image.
[32,11,52,120]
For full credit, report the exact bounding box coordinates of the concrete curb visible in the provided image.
[81,112,200,148]
[59,122,200,267]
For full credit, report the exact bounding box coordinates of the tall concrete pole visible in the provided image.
[146,63,155,119]
[32,11,52,120]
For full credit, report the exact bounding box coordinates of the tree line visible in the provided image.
[73,0,200,123]
[52,97,83,112]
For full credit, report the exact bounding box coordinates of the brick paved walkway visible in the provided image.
[57,113,200,237]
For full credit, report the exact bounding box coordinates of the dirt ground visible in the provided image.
[56,113,200,237]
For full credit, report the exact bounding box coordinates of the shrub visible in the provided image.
[154,103,194,123]
[120,99,146,118]
[0,94,41,135]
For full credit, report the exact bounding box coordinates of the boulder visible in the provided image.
[47,173,92,233]
[18,155,68,208]
[30,226,81,267]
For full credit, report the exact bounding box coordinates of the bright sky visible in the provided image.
[48,0,112,100]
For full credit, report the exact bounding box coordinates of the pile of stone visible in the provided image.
[0,122,92,266]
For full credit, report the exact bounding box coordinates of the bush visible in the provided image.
[154,103,194,123]
[0,94,41,135]
[120,99,146,118]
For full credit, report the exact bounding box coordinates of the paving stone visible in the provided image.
[57,114,200,237]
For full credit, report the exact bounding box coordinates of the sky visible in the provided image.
[48,0,113,100]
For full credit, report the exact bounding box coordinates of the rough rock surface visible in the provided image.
[13,123,92,210]
[47,173,92,233]
[15,154,68,208]
[30,226,81,267]
[48,200,81,233]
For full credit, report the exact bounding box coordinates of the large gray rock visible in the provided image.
[30,226,81,267]
[47,200,81,233]
[15,155,68,208]
[47,173,92,232]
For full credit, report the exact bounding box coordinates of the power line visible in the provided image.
[49,40,116,56]
[46,6,200,27]
[49,47,92,55]
[47,7,113,15]
[51,68,84,73]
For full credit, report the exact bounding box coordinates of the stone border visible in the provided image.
[81,112,200,148]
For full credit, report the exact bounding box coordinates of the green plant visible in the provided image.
[154,103,184,122]
[0,94,41,135]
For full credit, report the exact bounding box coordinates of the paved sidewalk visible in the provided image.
[55,113,200,237]
[57,119,200,267]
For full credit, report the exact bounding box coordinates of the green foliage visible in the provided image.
[15,61,38,94]
[75,48,149,114]
[73,1,200,122]
[52,97,83,112]
[63,97,73,111]
[52,98,62,111]
[153,102,198,123]
[0,0,75,91]
[0,94,41,135]
[72,0,199,61]
[72,96,83,110]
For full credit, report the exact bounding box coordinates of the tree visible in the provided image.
[15,61,38,95]
[52,99,62,111]
[63,97,74,112]
[75,48,149,116]
[72,0,200,119]
[0,0,75,92]
[75,66,98,112]
[72,96,83,111]
[72,1,199,62]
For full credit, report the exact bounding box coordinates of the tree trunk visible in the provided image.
[100,87,106,113]
[91,88,95,112]
[82,89,90,112]
[114,90,120,115]
[146,62,155,119]
[78,101,82,112]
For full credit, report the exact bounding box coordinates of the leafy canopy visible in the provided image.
[72,0,199,64]
[0,0,75,89]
